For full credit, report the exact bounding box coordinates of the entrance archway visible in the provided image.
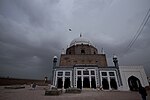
[83,77,90,88]
[91,77,96,89]
[128,76,141,91]
[57,78,63,88]
[64,78,70,89]
[102,78,109,89]
[110,78,117,89]
[77,77,82,89]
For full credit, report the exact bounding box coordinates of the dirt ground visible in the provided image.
[0,85,150,100]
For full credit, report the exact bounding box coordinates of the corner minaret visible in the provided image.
[53,56,57,67]
[113,55,118,67]
[52,56,57,85]
[80,33,82,37]
[113,55,122,86]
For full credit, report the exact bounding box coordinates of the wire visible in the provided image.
[126,8,150,52]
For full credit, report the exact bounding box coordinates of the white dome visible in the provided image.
[70,36,93,47]
[113,55,117,58]
[53,56,57,59]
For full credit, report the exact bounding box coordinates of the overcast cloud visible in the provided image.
[0,0,150,80]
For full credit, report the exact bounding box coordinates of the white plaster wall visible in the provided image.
[119,66,149,91]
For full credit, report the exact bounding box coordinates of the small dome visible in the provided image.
[113,55,117,58]
[70,36,93,47]
[53,56,57,59]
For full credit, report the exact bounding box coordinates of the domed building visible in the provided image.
[52,35,149,91]
[60,35,107,67]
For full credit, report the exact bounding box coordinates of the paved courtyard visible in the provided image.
[0,86,150,100]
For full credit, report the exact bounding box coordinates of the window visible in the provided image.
[77,71,81,75]
[109,72,115,76]
[65,72,70,76]
[102,72,107,76]
[58,72,63,76]
[83,70,89,75]
[81,49,85,54]
[91,71,95,75]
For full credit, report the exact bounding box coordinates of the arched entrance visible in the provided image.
[57,78,63,88]
[77,77,82,89]
[102,78,109,89]
[91,77,96,89]
[83,77,90,88]
[110,78,117,89]
[64,78,70,89]
[128,76,141,91]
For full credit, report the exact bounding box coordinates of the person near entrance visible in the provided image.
[139,85,147,100]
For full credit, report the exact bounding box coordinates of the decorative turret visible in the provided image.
[52,56,57,85]
[113,55,122,86]
[113,55,118,67]
[53,56,57,67]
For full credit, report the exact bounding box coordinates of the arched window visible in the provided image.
[81,49,85,54]
[128,76,141,91]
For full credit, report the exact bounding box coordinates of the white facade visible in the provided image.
[52,65,149,91]
[119,66,149,91]
[53,66,120,90]
[52,36,149,91]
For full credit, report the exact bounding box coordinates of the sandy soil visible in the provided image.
[0,86,150,100]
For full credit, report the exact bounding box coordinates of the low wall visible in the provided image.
[0,78,51,86]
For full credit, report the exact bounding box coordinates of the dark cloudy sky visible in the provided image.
[0,0,150,80]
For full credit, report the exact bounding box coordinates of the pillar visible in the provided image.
[81,70,83,88]
[89,71,91,88]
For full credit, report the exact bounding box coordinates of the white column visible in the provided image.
[82,70,83,88]
[100,71,103,88]
[55,76,57,86]
[55,71,57,86]
[75,75,77,88]
[75,69,76,87]
[107,72,112,90]
[114,71,119,89]
[108,77,112,90]
[89,70,91,88]
[69,71,72,87]
[70,77,72,87]
[89,77,91,88]
[62,71,65,89]
[81,79,83,88]
[95,70,97,88]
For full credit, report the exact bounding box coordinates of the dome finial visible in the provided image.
[80,33,82,37]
